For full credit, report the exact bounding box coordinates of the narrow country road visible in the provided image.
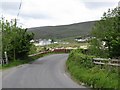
[2,54,87,88]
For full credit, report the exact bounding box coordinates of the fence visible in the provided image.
[28,51,51,57]
[1,48,72,65]
[28,48,72,57]
[93,58,120,67]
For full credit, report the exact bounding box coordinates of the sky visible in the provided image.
[0,0,119,28]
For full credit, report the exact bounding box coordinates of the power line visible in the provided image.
[17,22,28,28]
[118,1,120,7]
[14,0,22,26]
[17,0,22,19]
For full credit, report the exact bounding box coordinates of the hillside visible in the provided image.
[28,21,97,39]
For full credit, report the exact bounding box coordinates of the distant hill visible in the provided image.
[28,21,97,39]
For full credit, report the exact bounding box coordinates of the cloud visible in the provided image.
[83,2,116,9]
[20,13,51,19]
[1,0,119,28]
[2,2,20,11]
[1,1,21,18]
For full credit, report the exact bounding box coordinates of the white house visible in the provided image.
[34,39,52,46]
[30,39,35,43]
[75,38,88,42]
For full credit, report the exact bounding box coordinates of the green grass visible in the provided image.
[1,54,43,70]
[66,50,119,89]
[45,42,89,49]
[0,65,2,69]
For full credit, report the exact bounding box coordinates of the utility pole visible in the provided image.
[118,1,120,7]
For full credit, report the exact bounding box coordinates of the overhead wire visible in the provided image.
[17,0,22,19]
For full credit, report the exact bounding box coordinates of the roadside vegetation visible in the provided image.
[90,7,120,58]
[1,18,38,69]
[66,7,120,89]
[2,54,42,69]
[66,49,119,89]
[1,18,34,61]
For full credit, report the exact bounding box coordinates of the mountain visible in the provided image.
[28,21,97,39]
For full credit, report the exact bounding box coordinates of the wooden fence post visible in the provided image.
[4,51,8,64]
[108,58,111,72]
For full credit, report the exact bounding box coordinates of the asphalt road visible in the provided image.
[2,54,87,88]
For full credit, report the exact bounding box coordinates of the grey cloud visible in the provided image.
[83,2,116,9]
[1,2,20,15]
[2,2,20,11]
[1,2,51,20]
[20,13,51,19]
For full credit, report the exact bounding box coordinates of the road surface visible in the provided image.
[2,54,87,88]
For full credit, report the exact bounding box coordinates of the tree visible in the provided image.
[90,7,120,58]
[1,18,34,61]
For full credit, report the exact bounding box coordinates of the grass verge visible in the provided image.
[66,49,119,89]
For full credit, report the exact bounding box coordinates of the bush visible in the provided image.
[68,49,94,68]
[2,19,34,61]
[90,7,120,58]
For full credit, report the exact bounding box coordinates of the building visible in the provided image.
[34,39,52,46]
[75,37,90,43]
